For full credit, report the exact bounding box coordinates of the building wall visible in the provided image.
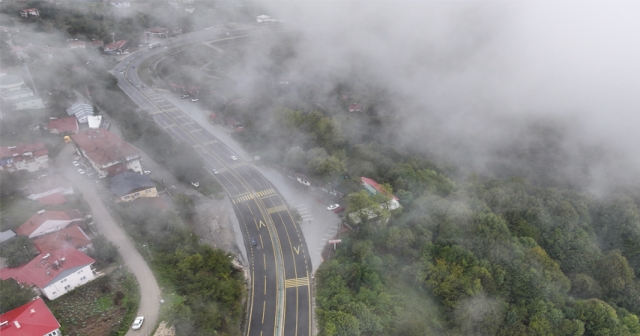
[42,264,95,300]
[125,159,142,174]
[120,187,158,202]
[14,97,45,110]
[28,219,74,238]
[1,155,48,173]
[29,187,73,200]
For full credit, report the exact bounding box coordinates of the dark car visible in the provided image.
[333,206,346,213]
[250,237,257,246]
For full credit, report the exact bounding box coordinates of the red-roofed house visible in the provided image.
[20,8,40,17]
[0,143,49,173]
[0,298,61,336]
[71,129,142,178]
[104,40,128,54]
[36,193,67,206]
[146,27,168,38]
[90,40,104,49]
[47,117,78,135]
[15,210,83,239]
[26,175,74,202]
[33,224,93,254]
[361,177,401,210]
[348,103,362,112]
[0,248,96,300]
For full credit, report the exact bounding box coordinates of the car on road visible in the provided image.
[143,170,151,175]
[78,170,85,175]
[190,98,199,102]
[181,94,189,99]
[212,169,218,174]
[231,156,237,161]
[327,204,340,211]
[333,206,346,213]
[72,161,79,166]
[191,182,200,187]
[132,316,144,330]
[251,237,257,246]
[132,66,135,68]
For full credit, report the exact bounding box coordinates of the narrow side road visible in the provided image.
[57,144,161,336]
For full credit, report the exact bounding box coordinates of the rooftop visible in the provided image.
[109,171,155,197]
[71,129,139,166]
[361,177,399,201]
[27,174,72,196]
[104,40,128,50]
[15,210,83,237]
[66,103,93,118]
[33,224,92,254]
[0,298,60,336]
[47,117,78,133]
[0,143,48,160]
[0,74,23,87]
[0,230,16,244]
[0,247,95,288]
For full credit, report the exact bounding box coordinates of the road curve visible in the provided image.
[114,28,312,336]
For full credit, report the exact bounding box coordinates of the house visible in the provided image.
[109,171,158,202]
[33,224,93,254]
[0,230,16,245]
[66,103,93,123]
[361,177,401,210]
[0,143,49,173]
[87,115,102,129]
[16,210,83,239]
[104,40,128,54]
[20,8,39,17]
[0,298,61,336]
[296,173,311,187]
[90,40,104,49]
[0,74,45,111]
[71,129,142,178]
[47,117,78,135]
[348,103,362,112]
[0,247,96,300]
[66,40,86,49]
[146,27,168,38]
[26,174,74,203]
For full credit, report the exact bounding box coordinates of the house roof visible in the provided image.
[33,224,92,254]
[37,192,66,205]
[348,103,362,112]
[91,40,104,47]
[27,174,72,196]
[15,210,83,237]
[0,230,16,244]
[0,74,23,87]
[0,143,48,160]
[361,177,399,201]
[0,247,95,288]
[104,40,127,51]
[71,129,139,166]
[47,117,78,133]
[66,103,93,118]
[0,298,60,336]
[87,115,102,129]
[109,172,155,197]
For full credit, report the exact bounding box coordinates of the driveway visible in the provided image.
[56,144,161,336]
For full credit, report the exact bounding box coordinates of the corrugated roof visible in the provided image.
[15,210,83,237]
[47,117,78,133]
[33,224,91,254]
[71,129,139,166]
[0,298,60,336]
[66,103,93,118]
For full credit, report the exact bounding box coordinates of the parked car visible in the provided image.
[132,316,144,330]
[327,204,340,211]
[72,161,80,166]
[143,170,151,175]
[181,94,189,99]
[212,169,219,175]
[191,182,200,187]
[231,156,238,161]
[78,170,85,175]
[191,98,199,102]
[333,206,346,213]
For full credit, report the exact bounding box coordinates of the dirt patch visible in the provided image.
[153,321,176,336]
[48,267,139,336]
[191,195,243,258]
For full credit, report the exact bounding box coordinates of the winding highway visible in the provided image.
[114,28,312,336]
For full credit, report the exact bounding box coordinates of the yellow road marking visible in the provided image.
[284,277,309,288]
[262,301,266,323]
[267,204,287,214]
[293,246,300,254]
[263,253,266,270]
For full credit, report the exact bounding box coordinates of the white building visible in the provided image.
[87,115,102,129]
[15,210,83,239]
[0,142,49,173]
[26,174,74,201]
[0,248,96,300]
[0,74,45,111]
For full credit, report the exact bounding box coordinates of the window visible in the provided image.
[64,285,70,290]
[80,276,86,281]
[77,269,83,274]
[60,279,67,283]
[133,192,140,197]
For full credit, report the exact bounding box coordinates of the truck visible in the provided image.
[148,42,161,49]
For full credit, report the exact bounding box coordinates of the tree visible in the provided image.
[0,236,36,268]
[89,234,119,264]
[574,299,631,336]
[0,279,35,314]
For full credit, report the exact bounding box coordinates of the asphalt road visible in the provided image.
[56,145,161,336]
[115,28,311,336]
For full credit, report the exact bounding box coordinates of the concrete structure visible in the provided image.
[0,248,96,301]
[0,143,49,173]
[26,175,74,202]
[66,103,93,123]
[87,115,102,129]
[20,8,40,17]
[0,74,45,111]
[109,171,158,202]
[33,224,93,254]
[71,129,142,177]
[15,210,83,239]
[104,40,128,54]
[0,298,61,336]
[47,117,78,135]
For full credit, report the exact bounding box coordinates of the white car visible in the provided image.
[192,182,200,187]
[77,169,85,175]
[327,204,340,211]
[132,316,144,330]
[191,98,199,102]
[72,161,80,166]
[143,171,151,175]
[231,156,238,161]
[212,169,218,175]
